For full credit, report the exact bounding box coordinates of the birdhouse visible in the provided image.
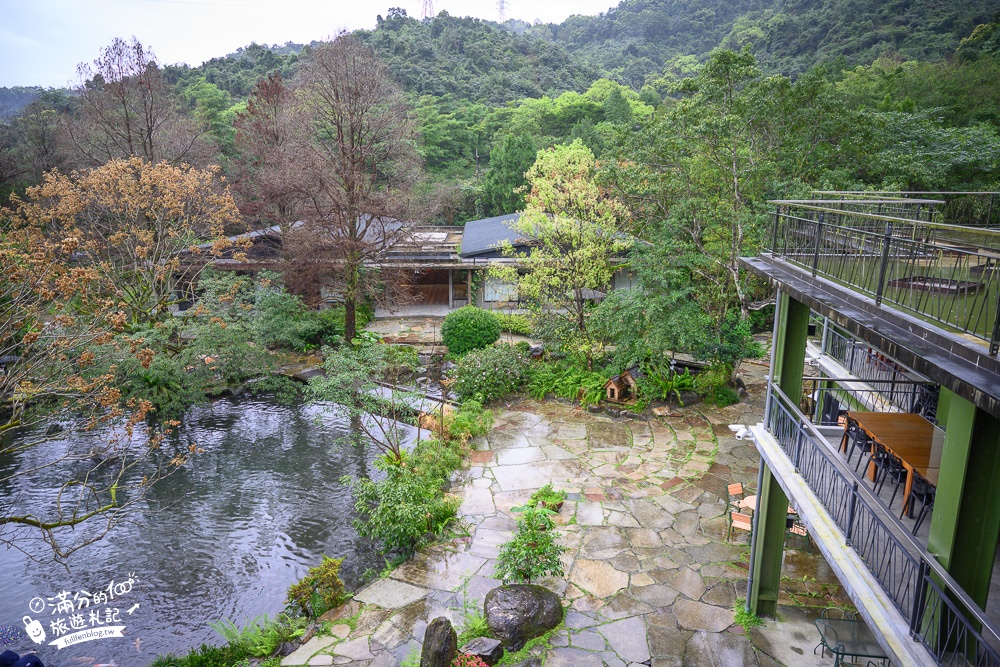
[604,366,645,403]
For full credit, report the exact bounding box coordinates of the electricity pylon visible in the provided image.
[421,0,434,19]
[497,0,508,22]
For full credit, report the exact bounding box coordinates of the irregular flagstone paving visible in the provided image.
[283,363,852,666]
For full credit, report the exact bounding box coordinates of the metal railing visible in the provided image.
[800,377,934,426]
[803,323,939,424]
[765,383,1000,666]
[814,192,1000,230]
[768,203,1000,355]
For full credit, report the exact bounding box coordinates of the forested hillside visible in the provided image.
[533,0,999,86]
[0,86,53,118]
[356,10,600,104]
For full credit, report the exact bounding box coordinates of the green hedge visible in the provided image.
[492,312,533,336]
[442,306,501,355]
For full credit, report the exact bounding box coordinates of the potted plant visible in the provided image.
[528,484,567,513]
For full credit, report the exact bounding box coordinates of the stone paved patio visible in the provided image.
[283,361,853,666]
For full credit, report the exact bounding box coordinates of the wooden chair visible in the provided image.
[727,511,753,542]
[727,483,745,513]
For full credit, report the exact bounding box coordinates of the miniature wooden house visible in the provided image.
[604,366,644,403]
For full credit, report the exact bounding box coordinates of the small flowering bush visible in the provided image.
[451,344,528,403]
[451,654,489,667]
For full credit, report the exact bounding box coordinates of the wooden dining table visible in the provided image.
[847,411,942,515]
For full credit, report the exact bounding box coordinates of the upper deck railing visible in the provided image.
[813,191,1000,230]
[766,200,1000,355]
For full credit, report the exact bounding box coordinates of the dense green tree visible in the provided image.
[493,140,631,367]
[480,132,536,215]
[603,87,632,124]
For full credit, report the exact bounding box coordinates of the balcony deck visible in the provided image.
[753,382,1000,666]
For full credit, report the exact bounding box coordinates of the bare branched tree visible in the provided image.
[65,37,211,167]
[292,35,420,340]
[232,72,306,237]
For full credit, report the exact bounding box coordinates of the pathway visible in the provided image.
[283,363,852,666]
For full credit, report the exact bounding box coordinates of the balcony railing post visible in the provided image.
[771,206,781,254]
[845,482,858,545]
[910,559,930,637]
[812,211,825,277]
[794,423,806,469]
[990,286,1000,356]
[875,222,893,306]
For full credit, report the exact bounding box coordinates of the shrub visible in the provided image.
[694,362,741,407]
[492,312,532,336]
[210,614,306,657]
[452,655,489,667]
[344,458,459,557]
[254,288,325,352]
[411,437,464,488]
[447,400,494,443]
[442,306,501,355]
[451,344,528,403]
[639,364,695,404]
[286,555,347,618]
[706,384,741,407]
[526,360,606,407]
[149,643,250,667]
[494,505,567,584]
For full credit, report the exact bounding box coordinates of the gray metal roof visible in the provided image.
[460,213,530,258]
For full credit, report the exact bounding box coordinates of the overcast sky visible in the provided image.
[0,0,617,88]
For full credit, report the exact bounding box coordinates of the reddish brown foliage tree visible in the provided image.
[291,35,421,340]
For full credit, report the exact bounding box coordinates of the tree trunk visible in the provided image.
[344,297,357,344]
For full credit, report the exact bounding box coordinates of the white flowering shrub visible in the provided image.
[451,344,528,403]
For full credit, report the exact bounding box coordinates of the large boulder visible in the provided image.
[420,617,457,667]
[484,584,563,651]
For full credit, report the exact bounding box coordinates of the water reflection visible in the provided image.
[0,395,411,666]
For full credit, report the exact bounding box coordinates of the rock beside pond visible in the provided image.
[460,637,504,665]
[420,616,457,667]
[485,584,563,651]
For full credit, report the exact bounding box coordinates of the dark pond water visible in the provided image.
[0,396,413,666]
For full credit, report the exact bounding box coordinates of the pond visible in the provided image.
[0,395,413,666]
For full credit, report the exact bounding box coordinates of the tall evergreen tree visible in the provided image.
[480,132,536,216]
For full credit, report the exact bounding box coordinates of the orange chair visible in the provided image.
[727,483,745,513]
[727,512,753,542]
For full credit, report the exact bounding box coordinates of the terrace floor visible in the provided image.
[281,362,860,666]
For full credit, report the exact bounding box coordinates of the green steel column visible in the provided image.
[928,390,1000,608]
[749,463,791,617]
[775,292,809,400]
[749,291,809,617]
